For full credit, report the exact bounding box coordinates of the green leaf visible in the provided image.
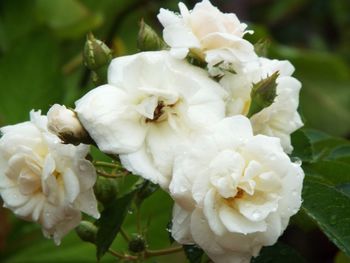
[336,183,350,198]
[247,72,279,118]
[302,176,350,257]
[137,20,166,51]
[0,32,63,124]
[313,139,350,162]
[183,244,203,263]
[35,0,102,39]
[0,0,39,50]
[303,160,350,186]
[328,145,350,163]
[96,190,136,260]
[290,129,313,162]
[272,46,350,136]
[252,242,307,263]
[2,229,114,263]
[135,180,159,206]
[300,129,350,162]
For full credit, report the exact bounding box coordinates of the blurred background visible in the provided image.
[0,0,349,262]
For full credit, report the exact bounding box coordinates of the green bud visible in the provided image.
[94,177,118,204]
[76,221,97,244]
[128,234,147,253]
[137,19,166,51]
[83,32,112,85]
[247,71,279,118]
[254,38,270,57]
[84,32,112,70]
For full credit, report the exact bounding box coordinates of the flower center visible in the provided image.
[145,100,178,123]
[224,188,245,208]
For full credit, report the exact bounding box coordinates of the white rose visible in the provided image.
[0,110,99,245]
[75,51,226,188]
[169,116,304,263]
[157,0,256,67]
[220,58,303,153]
[47,104,90,145]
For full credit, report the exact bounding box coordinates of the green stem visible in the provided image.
[108,248,138,261]
[62,52,83,75]
[93,161,122,169]
[96,169,119,178]
[136,207,141,234]
[120,227,131,242]
[145,246,183,257]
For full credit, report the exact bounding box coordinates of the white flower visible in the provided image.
[75,51,226,188]
[47,104,89,145]
[157,0,256,68]
[0,111,99,245]
[169,116,304,263]
[220,58,303,153]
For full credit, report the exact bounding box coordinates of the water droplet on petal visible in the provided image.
[291,157,302,166]
[269,154,277,161]
[252,211,261,220]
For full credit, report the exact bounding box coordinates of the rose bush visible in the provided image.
[0,111,99,244]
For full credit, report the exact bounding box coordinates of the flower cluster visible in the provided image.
[0,1,304,262]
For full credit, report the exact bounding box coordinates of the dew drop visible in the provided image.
[252,211,261,220]
[127,208,134,215]
[291,157,302,166]
[269,154,277,161]
[179,186,187,193]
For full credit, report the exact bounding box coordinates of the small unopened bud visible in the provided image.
[76,221,97,244]
[137,19,166,51]
[83,32,112,85]
[94,177,118,204]
[128,234,146,253]
[247,71,279,118]
[254,39,270,57]
[47,104,92,145]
